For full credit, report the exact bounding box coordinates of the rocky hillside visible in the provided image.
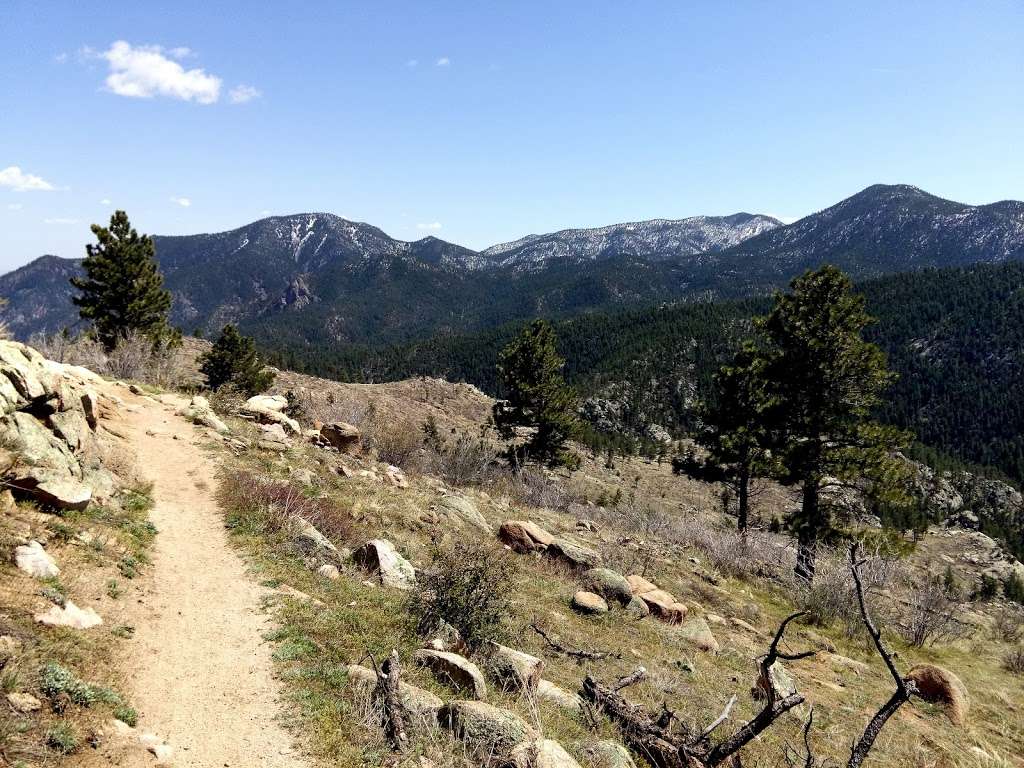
[2,184,1022,346]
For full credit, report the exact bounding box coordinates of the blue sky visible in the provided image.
[1,1,1021,271]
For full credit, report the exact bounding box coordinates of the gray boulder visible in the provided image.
[440,700,536,758]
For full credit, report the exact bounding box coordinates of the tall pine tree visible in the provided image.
[760,266,909,582]
[493,319,580,468]
[698,343,777,532]
[71,210,174,350]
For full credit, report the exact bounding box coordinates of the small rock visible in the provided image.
[34,479,92,511]
[585,740,638,768]
[354,539,416,590]
[584,567,633,606]
[317,563,340,580]
[488,643,543,694]
[14,540,60,579]
[537,679,584,714]
[571,590,609,615]
[510,738,583,768]
[6,692,42,712]
[35,600,102,629]
[678,617,719,654]
[499,520,554,552]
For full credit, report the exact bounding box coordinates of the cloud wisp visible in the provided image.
[416,221,443,232]
[229,84,261,104]
[0,166,58,192]
[170,196,192,207]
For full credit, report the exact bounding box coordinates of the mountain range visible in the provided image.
[1,184,1022,346]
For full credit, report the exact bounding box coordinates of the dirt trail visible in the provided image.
[94,389,308,768]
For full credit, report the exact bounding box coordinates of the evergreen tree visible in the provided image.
[493,319,580,467]
[760,266,909,582]
[199,324,275,396]
[698,344,776,532]
[70,210,174,350]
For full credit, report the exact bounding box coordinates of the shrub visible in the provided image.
[1005,572,1024,604]
[992,605,1023,643]
[363,413,422,470]
[30,329,185,387]
[424,430,500,486]
[896,576,971,648]
[283,390,308,424]
[217,470,355,543]
[1003,647,1024,675]
[409,539,518,651]
[46,722,79,754]
[40,662,95,706]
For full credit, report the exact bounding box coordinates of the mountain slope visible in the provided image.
[2,184,1023,345]
[481,212,781,270]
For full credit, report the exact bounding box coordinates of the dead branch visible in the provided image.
[375,649,410,752]
[530,621,622,661]
[846,543,916,768]
[581,612,814,768]
[614,666,648,691]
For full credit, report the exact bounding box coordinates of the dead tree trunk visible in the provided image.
[376,649,410,752]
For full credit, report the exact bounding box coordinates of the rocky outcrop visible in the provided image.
[0,341,115,509]
[548,537,600,569]
[354,539,416,590]
[585,741,637,768]
[433,494,488,531]
[413,649,487,699]
[678,617,719,653]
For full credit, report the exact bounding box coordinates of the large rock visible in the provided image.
[678,617,719,654]
[510,739,583,768]
[344,664,443,726]
[548,537,600,569]
[499,520,554,552]
[488,643,543,694]
[241,395,300,434]
[906,664,969,725]
[35,601,102,629]
[177,396,229,434]
[753,660,797,701]
[584,567,633,606]
[585,741,637,768]
[320,422,361,454]
[34,478,92,510]
[353,539,416,590]
[413,649,487,699]
[14,540,60,579]
[571,591,608,615]
[440,700,536,758]
[537,679,584,715]
[627,575,687,623]
[433,494,489,531]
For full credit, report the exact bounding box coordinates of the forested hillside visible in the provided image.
[265,261,1024,485]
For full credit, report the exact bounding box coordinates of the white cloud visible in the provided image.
[406,59,419,68]
[168,46,193,59]
[260,209,271,216]
[7,203,23,211]
[55,52,69,64]
[0,166,57,192]
[170,196,191,207]
[416,221,443,232]
[101,41,222,104]
[100,198,111,205]
[435,57,450,67]
[44,217,79,225]
[229,84,261,104]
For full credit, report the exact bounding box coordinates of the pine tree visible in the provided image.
[493,319,580,468]
[698,344,777,532]
[70,210,174,350]
[760,266,910,582]
[199,324,275,396]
